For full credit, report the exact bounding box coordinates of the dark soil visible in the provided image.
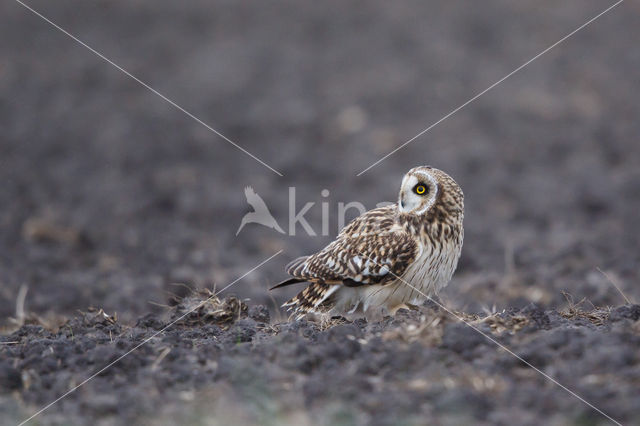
[2,295,640,425]
[1,0,639,425]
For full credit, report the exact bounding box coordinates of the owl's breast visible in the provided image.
[399,233,462,297]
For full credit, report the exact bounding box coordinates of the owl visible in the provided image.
[271,166,464,318]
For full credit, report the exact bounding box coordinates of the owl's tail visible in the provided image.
[282,281,340,319]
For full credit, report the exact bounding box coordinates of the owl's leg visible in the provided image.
[364,308,384,323]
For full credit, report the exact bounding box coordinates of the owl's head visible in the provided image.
[397,166,464,218]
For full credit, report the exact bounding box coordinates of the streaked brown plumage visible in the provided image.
[272,166,464,318]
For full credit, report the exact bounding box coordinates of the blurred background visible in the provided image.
[1,0,639,323]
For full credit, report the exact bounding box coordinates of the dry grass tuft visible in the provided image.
[560,306,610,326]
[475,313,529,334]
[317,315,349,331]
[559,292,610,326]
[170,288,248,328]
[381,310,448,346]
[79,307,118,326]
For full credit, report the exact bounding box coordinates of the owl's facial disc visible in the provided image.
[398,168,439,215]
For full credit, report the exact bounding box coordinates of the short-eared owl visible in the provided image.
[272,166,464,318]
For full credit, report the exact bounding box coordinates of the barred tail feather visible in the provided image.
[285,256,310,276]
[283,282,340,318]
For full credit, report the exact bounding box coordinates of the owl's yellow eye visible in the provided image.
[414,184,427,195]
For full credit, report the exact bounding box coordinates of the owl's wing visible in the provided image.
[286,205,418,287]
